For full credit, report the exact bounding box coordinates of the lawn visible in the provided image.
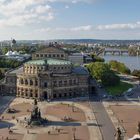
[105,81,133,95]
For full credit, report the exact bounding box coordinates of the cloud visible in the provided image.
[0,0,95,28]
[35,5,52,14]
[71,25,92,31]
[65,5,69,9]
[97,21,140,30]
[35,25,92,33]
[46,0,95,3]
[0,0,54,27]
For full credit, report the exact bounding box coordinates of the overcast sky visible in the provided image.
[0,0,140,40]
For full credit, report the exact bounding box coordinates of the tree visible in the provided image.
[101,71,120,86]
[109,60,131,74]
[0,69,4,80]
[87,62,110,80]
[132,69,140,83]
[132,69,140,77]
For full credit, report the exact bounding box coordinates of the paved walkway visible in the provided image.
[91,100,116,140]
[39,101,102,140]
[1,98,102,140]
[0,96,15,116]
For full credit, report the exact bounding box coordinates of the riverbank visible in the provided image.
[103,55,140,71]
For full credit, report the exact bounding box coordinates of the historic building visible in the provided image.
[0,47,90,101]
[32,47,68,60]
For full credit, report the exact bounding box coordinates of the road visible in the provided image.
[0,96,15,116]
[89,80,116,140]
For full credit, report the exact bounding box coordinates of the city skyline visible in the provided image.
[0,0,140,40]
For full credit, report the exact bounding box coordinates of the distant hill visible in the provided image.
[54,39,140,45]
[1,39,140,45]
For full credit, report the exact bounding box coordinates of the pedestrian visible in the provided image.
[58,129,60,133]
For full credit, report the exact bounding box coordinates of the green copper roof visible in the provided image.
[26,58,71,65]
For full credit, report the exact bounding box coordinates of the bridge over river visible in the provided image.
[103,48,128,56]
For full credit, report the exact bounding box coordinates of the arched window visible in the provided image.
[35,80,38,86]
[30,80,33,86]
[44,82,47,87]
[25,79,28,85]
[35,93,38,98]
[35,90,38,98]
[30,93,33,97]
[20,79,24,85]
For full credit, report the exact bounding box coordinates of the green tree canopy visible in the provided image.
[87,62,110,80]
[132,69,140,78]
[101,71,120,86]
[109,60,131,74]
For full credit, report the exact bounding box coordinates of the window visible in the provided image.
[53,81,57,86]
[30,80,33,86]
[36,54,39,57]
[41,54,43,57]
[25,79,28,85]
[35,80,38,86]
[53,54,55,57]
[61,54,64,57]
[73,79,76,84]
[57,54,59,57]
[44,82,47,87]
[64,81,67,86]
[69,80,72,85]
[59,81,62,87]
[21,79,24,84]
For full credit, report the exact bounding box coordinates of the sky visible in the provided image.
[0,0,140,40]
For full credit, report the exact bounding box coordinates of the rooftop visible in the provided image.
[34,47,66,54]
[26,58,72,65]
[9,67,23,74]
[72,66,89,75]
